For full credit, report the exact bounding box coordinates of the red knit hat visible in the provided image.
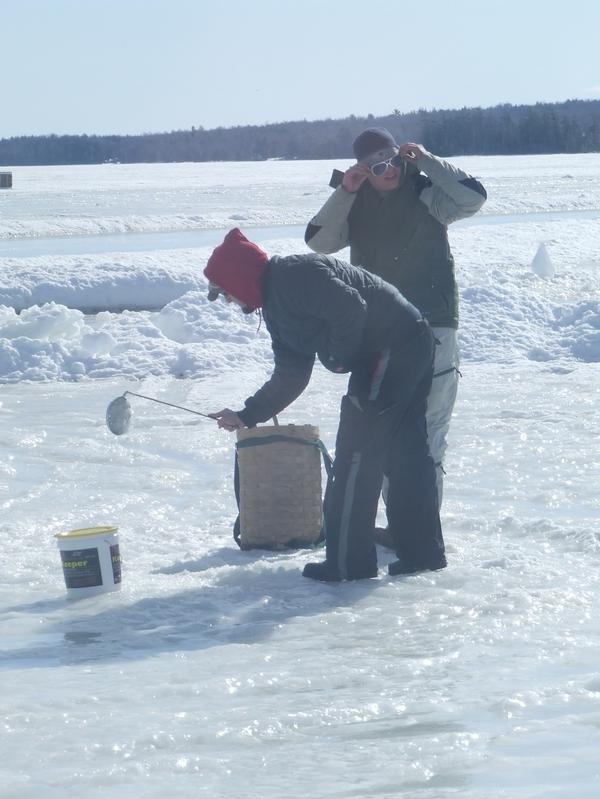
[203,228,268,310]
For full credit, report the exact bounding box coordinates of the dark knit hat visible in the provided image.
[352,127,398,162]
[203,228,269,311]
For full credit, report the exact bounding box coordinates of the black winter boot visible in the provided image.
[302,561,378,582]
[302,562,342,582]
[388,554,447,576]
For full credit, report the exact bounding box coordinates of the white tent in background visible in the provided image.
[531,242,554,277]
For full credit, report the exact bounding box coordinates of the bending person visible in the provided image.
[204,228,445,581]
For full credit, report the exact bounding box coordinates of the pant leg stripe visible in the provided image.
[337,452,362,578]
[368,348,390,401]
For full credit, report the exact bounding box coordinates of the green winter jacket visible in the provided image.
[305,151,487,329]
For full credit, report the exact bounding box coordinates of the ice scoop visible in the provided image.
[106,390,213,436]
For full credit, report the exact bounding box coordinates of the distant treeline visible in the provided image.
[1,99,600,166]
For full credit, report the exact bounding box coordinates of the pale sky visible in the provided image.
[2,0,599,138]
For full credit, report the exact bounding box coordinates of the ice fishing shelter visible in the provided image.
[0,172,12,188]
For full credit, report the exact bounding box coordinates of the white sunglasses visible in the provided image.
[369,153,405,176]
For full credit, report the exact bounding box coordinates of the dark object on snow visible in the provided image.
[0,172,12,189]
[388,554,447,575]
[302,560,377,582]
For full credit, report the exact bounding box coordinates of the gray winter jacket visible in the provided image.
[304,151,487,328]
[236,253,424,427]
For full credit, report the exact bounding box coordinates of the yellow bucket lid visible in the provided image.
[54,525,118,540]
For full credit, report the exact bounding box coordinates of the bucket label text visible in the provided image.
[110,544,122,584]
[60,547,102,588]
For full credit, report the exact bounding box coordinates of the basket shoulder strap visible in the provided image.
[314,439,334,478]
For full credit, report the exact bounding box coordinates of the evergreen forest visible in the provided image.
[1,99,599,166]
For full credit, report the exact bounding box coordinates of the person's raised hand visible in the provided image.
[399,142,426,162]
[341,163,369,193]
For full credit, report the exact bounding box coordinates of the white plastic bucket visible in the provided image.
[55,526,122,599]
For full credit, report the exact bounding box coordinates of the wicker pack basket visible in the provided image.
[235,423,327,550]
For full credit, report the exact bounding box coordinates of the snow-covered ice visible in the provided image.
[531,242,554,278]
[1,156,599,798]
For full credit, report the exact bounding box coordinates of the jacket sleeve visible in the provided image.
[304,186,356,253]
[416,151,487,226]
[236,346,314,428]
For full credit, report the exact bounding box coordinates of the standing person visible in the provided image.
[305,128,487,523]
[204,228,445,581]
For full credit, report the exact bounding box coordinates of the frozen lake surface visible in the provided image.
[1,155,599,798]
[3,209,600,260]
